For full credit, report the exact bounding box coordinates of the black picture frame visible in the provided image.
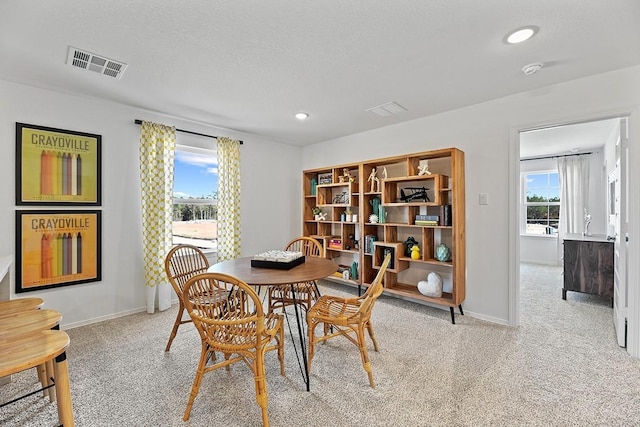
[15,210,102,293]
[15,122,102,206]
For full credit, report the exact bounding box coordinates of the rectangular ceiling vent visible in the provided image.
[367,101,407,117]
[66,46,127,79]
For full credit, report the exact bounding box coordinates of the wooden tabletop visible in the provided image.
[208,256,338,285]
[0,330,70,378]
[0,298,44,317]
[0,309,62,343]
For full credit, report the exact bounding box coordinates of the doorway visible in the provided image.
[515,116,626,344]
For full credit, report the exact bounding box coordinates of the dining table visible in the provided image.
[208,255,338,391]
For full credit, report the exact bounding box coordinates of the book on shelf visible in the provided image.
[415,214,439,221]
[415,220,438,226]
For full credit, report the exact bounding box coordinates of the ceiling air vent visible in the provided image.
[66,46,127,79]
[366,101,407,117]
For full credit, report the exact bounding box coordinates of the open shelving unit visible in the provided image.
[302,148,465,323]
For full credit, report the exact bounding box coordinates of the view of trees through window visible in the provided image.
[525,172,560,235]
[172,147,218,250]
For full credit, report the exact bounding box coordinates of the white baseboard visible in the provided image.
[63,301,178,330]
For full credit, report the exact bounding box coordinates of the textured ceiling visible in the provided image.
[1,1,639,146]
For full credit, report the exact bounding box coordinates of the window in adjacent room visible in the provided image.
[523,171,560,235]
[172,145,218,251]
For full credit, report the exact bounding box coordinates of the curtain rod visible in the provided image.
[520,151,592,162]
[134,119,243,144]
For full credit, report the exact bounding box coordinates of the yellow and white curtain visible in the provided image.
[139,121,176,313]
[217,136,241,261]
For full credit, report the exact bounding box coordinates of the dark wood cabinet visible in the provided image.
[563,234,614,299]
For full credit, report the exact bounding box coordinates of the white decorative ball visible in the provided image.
[417,272,443,298]
[369,214,379,224]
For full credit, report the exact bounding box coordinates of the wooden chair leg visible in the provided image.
[253,353,270,427]
[365,320,379,352]
[183,344,208,421]
[307,320,317,373]
[277,319,285,376]
[165,304,185,352]
[357,324,375,388]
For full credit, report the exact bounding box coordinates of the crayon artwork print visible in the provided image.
[16,122,102,205]
[16,210,102,292]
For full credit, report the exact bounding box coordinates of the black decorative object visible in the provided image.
[404,236,418,257]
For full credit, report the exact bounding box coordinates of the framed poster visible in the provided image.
[16,122,102,206]
[15,210,102,293]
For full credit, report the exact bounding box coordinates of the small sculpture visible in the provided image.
[382,167,388,179]
[418,162,432,176]
[317,212,327,221]
[411,245,421,260]
[369,214,379,224]
[369,197,381,217]
[343,168,355,183]
[368,168,380,193]
[350,261,358,280]
[404,236,418,257]
[417,272,443,298]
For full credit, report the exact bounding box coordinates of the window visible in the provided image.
[172,146,218,251]
[524,171,560,235]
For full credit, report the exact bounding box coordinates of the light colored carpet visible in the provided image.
[2,263,640,426]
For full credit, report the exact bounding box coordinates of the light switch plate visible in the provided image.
[479,193,489,205]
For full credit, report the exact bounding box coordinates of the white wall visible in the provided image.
[302,65,640,325]
[0,80,301,328]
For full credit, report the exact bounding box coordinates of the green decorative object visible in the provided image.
[435,243,451,262]
[350,261,358,280]
[369,197,381,217]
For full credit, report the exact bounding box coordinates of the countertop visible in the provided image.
[564,233,612,243]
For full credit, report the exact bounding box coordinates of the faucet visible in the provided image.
[583,208,592,236]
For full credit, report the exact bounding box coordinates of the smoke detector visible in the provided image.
[66,46,127,79]
[522,62,543,75]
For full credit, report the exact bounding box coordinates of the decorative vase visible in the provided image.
[345,214,352,222]
[378,205,386,223]
[435,243,451,262]
[340,213,346,222]
[352,214,358,222]
[314,214,320,221]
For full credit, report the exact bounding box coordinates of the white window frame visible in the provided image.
[521,169,560,237]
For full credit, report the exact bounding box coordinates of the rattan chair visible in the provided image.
[182,272,285,427]
[307,253,391,388]
[267,236,324,314]
[163,244,210,352]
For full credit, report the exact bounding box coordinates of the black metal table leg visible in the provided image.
[289,285,311,391]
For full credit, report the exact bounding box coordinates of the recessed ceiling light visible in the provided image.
[295,112,309,120]
[506,26,538,44]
